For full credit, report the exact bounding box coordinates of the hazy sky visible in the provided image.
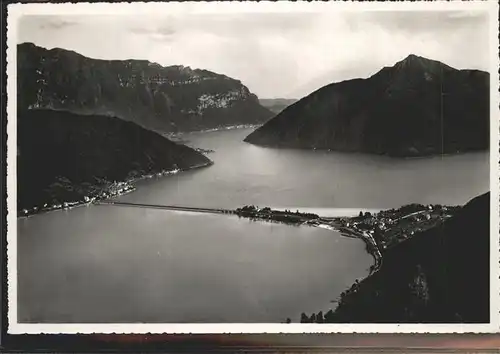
[18,9,490,98]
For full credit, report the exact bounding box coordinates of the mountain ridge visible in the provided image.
[19,43,241,82]
[245,54,489,157]
[17,42,274,133]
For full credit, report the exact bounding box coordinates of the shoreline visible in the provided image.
[165,124,262,140]
[231,206,383,324]
[314,220,383,275]
[242,141,488,159]
[233,205,383,274]
[17,161,214,219]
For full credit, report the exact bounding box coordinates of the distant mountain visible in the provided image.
[259,98,298,114]
[327,192,490,323]
[17,43,274,133]
[245,55,489,157]
[17,109,212,212]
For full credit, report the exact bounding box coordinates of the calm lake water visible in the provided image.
[17,128,489,323]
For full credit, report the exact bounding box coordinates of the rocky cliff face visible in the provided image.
[18,43,273,133]
[245,55,489,157]
[329,192,490,323]
[17,109,212,212]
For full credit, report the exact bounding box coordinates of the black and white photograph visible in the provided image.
[6,1,499,333]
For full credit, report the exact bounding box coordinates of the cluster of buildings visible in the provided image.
[337,204,458,251]
[20,181,136,218]
[235,205,319,224]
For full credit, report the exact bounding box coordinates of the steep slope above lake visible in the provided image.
[17,109,212,212]
[18,43,273,133]
[325,192,490,323]
[245,55,489,157]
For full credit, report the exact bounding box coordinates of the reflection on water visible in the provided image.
[18,128,489,323]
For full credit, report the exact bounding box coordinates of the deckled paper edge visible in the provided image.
[5,0,500,335]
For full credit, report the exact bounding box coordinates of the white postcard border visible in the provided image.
[6,0,500,334]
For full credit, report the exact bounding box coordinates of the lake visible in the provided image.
[17,128,489,323]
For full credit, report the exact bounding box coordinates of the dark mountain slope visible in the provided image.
[17,109,212,212]
[327,192,490,323]
[18,43,273,133]
[245,55,489,157]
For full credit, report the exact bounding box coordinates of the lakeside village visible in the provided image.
[20,180,136,217]
[19,169,183,217]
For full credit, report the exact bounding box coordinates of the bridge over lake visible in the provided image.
[96,200,343,221]
[96,200,237,215]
